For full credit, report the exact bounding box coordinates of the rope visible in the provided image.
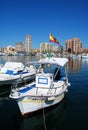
[42,107,47,130]
[41,94,47,130]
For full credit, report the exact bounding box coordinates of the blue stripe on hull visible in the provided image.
[19,84,35,93]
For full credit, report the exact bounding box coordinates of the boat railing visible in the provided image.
[36,81,66,95]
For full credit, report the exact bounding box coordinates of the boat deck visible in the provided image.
[18,80,66,97]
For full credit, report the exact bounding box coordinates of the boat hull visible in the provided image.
[0,74,35,86]
[17,93,65,117]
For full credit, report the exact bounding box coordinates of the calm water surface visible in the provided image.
[0,56,88,130]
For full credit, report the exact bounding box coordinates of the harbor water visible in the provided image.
[0,55,88,130]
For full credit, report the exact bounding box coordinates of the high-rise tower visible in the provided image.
[25,35,32,53]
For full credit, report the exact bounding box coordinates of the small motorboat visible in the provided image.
[0,61,36,86]
[9,57,70,117]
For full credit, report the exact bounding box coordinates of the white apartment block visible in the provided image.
[25,35,32,53]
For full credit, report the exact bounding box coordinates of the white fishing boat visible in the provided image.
[9,57,70,117]
[0,62,36,86]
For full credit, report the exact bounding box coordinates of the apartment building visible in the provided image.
[40,43,52,53]
[66,37,82,54]
[15,42,24,53]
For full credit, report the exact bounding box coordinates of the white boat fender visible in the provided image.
[65,89,68,92]
[45,96,55,103]
[10,89,20,97]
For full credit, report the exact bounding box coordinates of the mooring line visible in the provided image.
[43,107,47,130]
[41,94,47,130]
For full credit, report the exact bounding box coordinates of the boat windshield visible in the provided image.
[35,63,66,77]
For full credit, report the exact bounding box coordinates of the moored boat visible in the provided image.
[0,61,36,86]
[9,57,70,117]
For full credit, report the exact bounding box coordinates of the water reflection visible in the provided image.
[68,57,82,75]
[0,55,40,64]
[82,58,88,67]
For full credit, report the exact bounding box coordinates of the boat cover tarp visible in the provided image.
[27,57,68,67]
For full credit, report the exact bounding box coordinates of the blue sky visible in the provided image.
[0,0,88,49]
